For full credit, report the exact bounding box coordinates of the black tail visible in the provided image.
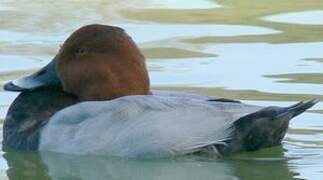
[279,99,319,118]
[216,99,319,155]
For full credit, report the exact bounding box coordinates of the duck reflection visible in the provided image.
[3,146,298,180]
[229,146,298,180]
[3,150,50,180]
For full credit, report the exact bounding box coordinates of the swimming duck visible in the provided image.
[2,24,318,158]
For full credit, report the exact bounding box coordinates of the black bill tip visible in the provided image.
[3,81,26,92]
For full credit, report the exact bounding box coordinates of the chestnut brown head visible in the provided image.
[4,24,151,101]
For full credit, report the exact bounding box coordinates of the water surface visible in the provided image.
[1,0,323,179]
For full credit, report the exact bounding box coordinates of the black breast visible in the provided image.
[3,89,78,150]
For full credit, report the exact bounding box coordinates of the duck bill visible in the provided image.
[3,58,61,92]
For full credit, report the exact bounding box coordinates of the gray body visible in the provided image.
[3,89,317,158]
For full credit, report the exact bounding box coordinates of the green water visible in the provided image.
[1,0,323,179]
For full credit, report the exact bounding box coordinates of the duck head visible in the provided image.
[4,24,151,101]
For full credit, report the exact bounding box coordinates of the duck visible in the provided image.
[2,24,318,158]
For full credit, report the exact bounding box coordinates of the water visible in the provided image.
[263,10,323,25]
[1,0,323,179]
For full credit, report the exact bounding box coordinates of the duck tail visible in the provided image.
[281,99,319,119]
[217,99,319,155]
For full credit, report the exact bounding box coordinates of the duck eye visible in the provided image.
[75,48,87,56]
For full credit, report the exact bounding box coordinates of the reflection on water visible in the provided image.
[4,147,296,180]
[118,23,280,43]
[150,42,323,94]
[0,55,47,72]
[144,0,221,9]
[0,30,65,43]
[1,0,323,179]
[263,10,323,25]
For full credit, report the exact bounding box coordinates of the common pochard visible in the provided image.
[2,24,318,158]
